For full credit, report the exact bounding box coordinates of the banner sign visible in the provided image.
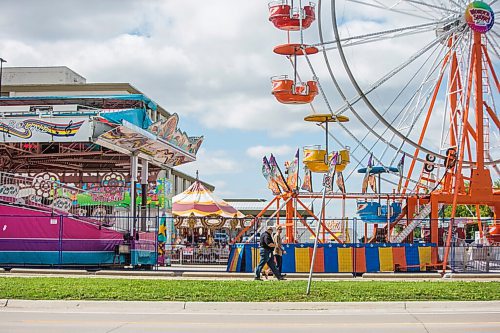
[0,116,92,143]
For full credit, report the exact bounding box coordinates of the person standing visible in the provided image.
[254,226,285,281]
[273,225,286,277]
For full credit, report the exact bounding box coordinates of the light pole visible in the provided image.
[0,58,6,97]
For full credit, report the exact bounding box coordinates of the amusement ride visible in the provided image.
[235,0,499,273]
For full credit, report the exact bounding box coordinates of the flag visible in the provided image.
[301,166,313,192]
[362,153,373,194]
[336,172,346,193]
[286,149,299,190]
[368,174,377,193]
[262,156,281,195]
[397,154,405,193]
[326,152,339,193]
[269,154,290,192]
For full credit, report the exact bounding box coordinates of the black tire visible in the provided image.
[426,154,436,162]
[424,163,435,173]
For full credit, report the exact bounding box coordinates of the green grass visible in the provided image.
[0,277,499,302]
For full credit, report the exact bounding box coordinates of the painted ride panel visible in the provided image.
[271,78,318,104]
[268,2,316,31]
[228,242,437,273]
[357,201,402,224]
[0,203,156,267]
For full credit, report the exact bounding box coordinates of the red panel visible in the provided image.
[355,247,367,273]
[309,247,325,272]
[392,247,407,272]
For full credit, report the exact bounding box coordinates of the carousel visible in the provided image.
[172,176,246,244]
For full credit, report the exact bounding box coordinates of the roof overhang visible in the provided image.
[95,120,195,168]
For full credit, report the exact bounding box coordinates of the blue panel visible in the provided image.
[365,244,381,272]
[244,244,257,273]
[405,244,420,272]
[0,251,59,265]
[101,108,153,129]
[281,243,295,273]
[0,251,123,266]
[323,244,339,273]
[131,249,157,266]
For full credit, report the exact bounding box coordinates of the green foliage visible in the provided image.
[444,204,492,218]
[0,277,499,302]
[442,179,499,218]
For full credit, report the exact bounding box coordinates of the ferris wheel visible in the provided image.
[269,0,499,194]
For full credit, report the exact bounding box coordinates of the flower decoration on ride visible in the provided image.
[89,172,126,203]
[32,172,60,199]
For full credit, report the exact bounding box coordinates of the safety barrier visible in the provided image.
[227,243,437,273]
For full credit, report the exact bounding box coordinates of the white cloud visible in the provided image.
[175,148,239,177]
[246,145,294,159]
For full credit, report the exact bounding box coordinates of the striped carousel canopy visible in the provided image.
[172,180,244,219]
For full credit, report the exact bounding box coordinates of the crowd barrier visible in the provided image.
[227,243,437,273]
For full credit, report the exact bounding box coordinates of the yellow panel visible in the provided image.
[378,247,394,272]
[252,248,260,271]
[418,247,432,270]
[337,247,353,272]
[295,248,311,272]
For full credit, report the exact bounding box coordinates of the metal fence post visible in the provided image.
[486,247,490,273]
[58,215,64,267]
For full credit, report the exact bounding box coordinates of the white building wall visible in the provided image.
[3,67,86,85]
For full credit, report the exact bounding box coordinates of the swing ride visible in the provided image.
[229,0,499,274]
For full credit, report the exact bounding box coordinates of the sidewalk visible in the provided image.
[1,299,499,313]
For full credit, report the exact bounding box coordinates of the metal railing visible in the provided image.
[165,245,230,265]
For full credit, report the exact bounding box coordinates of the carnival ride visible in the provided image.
[231,0,499,273]
[0,95,203,268]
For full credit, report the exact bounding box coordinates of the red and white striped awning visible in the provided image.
[173,180,244,219]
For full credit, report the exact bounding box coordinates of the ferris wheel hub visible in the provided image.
[465,1,495,33]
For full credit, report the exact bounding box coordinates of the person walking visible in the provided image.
[254,226,285,281]
[273,225,286,277]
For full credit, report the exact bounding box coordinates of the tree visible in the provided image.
[443,179,498,218]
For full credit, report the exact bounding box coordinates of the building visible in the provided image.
[0,66,213,195]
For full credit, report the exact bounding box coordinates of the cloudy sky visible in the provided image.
[0,0,497,216]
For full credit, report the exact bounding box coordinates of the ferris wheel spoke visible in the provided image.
[330,0,470,161]
[331,26,458,119]
[347,0,434,20]
[317,18,456,51]
[349,41,448,165]
[401,0,462,15]
[487,35,500,60]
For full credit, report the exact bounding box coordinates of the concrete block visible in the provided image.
[94,270,175,277]
[181,272,253,278]
[10,268,90,275]
[446,273,500,279]
[362,272,442,279]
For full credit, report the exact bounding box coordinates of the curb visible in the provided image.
[181,272,253,278]
[95,270,175,277]
[9,268,91,275]
[3,300,499,313]
[362,273,442,279]
[444,273,500,279]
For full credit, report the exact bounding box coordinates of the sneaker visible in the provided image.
[280,274,287,278]
[254,277,263,281]
[277,276,287,281]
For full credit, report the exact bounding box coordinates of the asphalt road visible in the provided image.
[1,301,499,333]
